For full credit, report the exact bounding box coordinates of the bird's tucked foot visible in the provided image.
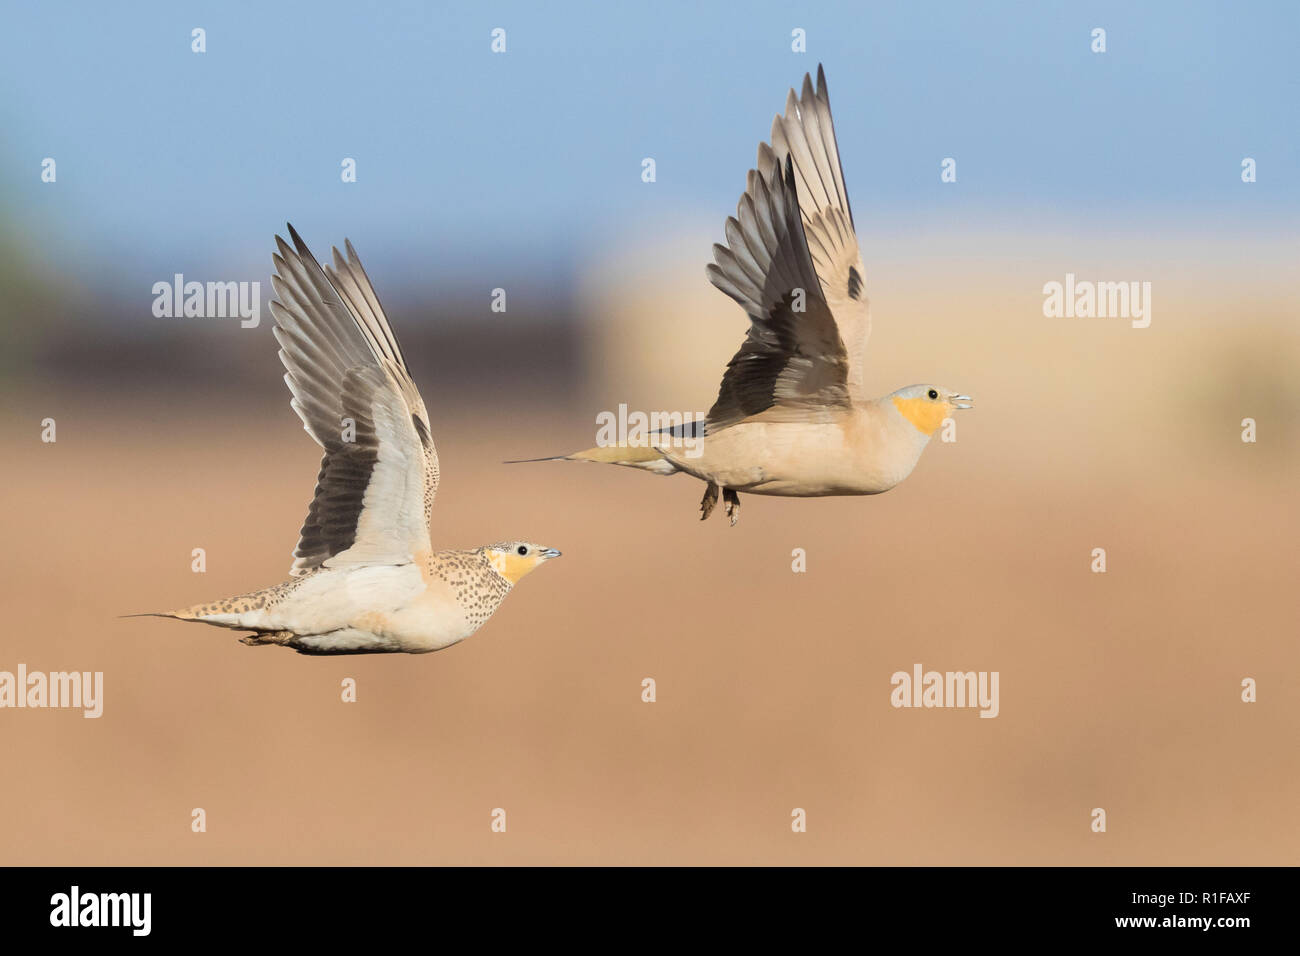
[239,630,294,647]
[723,488,740,526]
[700,481,719,521]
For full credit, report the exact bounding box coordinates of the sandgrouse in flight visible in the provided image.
[133,226,561,654]
[515,66,972,525]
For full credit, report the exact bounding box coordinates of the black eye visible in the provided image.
[927,389,938,400]
[516,545,528,556]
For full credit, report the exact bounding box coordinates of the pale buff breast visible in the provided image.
[385,575,484,652]
[378,549,514,653]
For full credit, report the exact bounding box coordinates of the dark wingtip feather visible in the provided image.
[287,222,314,259]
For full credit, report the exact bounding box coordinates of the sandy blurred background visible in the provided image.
[1,1,1297,864]
[2,233,1297,865]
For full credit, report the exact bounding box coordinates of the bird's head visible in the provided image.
[482,541,563,584]
[889,385,974,436]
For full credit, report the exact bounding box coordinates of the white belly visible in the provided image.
[266,565,425,631]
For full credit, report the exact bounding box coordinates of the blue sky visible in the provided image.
[2,0,1295,296]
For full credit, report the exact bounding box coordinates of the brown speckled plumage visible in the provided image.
[425,549,513,628]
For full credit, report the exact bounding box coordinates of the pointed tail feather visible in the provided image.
[120,610,193,620]
[505,445,680,475]
[120,602,245,627]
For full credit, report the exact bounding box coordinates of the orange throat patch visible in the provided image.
[891,396,948,436]
[485,551,538,584]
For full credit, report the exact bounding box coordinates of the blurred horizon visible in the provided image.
[2,0,1297,298]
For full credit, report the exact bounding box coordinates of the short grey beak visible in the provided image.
[951,394,974,410]
[541,548,562,559]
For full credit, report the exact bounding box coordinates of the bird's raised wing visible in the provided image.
[269,225,439,576]
[706,65,871,424]
[705,150,853,431]
[771,65,871,397]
